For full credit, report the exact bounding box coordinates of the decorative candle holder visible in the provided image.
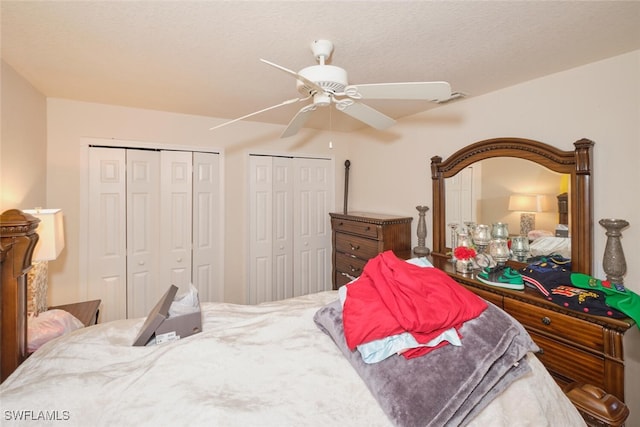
[472,224,491,254]
[413,206,430,256]
[448,223,459,262]
[511,236,530,262]
[457,232,472,248]
[489,238,510,265]
[599,218,629,284]
[491,222,509,240]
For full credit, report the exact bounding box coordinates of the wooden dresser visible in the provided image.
[432,258,637,402]
[330,212,412,289]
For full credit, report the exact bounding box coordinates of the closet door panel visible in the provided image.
[192,152,222,302]
[272,157,294,300]
[248,155,273,304]
[293,158,332,296]
[126,149,160,318]
[87,147,127,322]
[160,151,193,295]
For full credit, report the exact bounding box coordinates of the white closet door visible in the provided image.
[192,152,222,302]
[160,151,193,295]
[248,155,274,304]
[248,155,333,304]
[87,147,127,322]
[272,156,294,300]
[293,157,332,296]
[126,149,161,318]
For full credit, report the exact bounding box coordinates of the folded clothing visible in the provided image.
[477,266,524,290]
[519,260,628,319]
[342,251,487,359]
[570,274,640,324]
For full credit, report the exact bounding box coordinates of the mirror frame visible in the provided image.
[431,137,594,275]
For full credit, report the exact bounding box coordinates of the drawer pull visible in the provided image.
[541,316,551,326]
[538,348,544,355]
[340,272,357,281]
[348,265,361,273]
[349,243,360,251]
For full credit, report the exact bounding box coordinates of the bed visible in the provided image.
[0,209,616,426]
[526,192,571,259]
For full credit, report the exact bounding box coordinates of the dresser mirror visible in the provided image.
[430,137,594,274]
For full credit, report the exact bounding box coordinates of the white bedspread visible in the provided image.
[0,291,584,427]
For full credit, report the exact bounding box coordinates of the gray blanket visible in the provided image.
[314,299,539,427]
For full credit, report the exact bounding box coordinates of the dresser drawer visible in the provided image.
[335,252,368,279]
[335,233,380,259]
[504,298,604,352]
[332,218,379,239]
[529,331,605,390]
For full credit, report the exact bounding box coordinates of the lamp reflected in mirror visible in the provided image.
[508,194,544,236]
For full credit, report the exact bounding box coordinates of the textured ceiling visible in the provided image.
[2,1,639,133]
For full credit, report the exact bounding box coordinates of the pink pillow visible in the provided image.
[28,309,84,352]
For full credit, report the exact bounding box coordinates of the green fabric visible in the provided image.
[570,273,640,326]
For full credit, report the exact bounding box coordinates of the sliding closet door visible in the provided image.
[87,147,127,322]
[86,143,222,322]
[248,155,276,304]
[248,155,333,304]
[126,149,161,318]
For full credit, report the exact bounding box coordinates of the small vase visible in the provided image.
[456,259,473,274]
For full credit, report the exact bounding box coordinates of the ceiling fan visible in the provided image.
[210,39,453,138]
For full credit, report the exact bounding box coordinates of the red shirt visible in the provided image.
[342,251,487,358]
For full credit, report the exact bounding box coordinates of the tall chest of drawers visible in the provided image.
[330,212,412,289]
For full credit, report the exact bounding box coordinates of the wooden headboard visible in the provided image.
[0,209,39,383]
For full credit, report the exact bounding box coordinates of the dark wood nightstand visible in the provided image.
[49,300,101,327]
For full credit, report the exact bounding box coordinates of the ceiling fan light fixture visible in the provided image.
[297,65,348,95]
[313,92,331,107]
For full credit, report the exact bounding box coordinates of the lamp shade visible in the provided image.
[508,194,543,213]
[23,209,65,261]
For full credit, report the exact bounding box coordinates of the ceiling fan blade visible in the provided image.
[209,97,308,131]
[260,58,325,95]
[335,99,396,130]
[281,103,317,138]
[344,81,451,102]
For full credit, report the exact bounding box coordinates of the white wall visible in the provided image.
[0,60,47,211]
